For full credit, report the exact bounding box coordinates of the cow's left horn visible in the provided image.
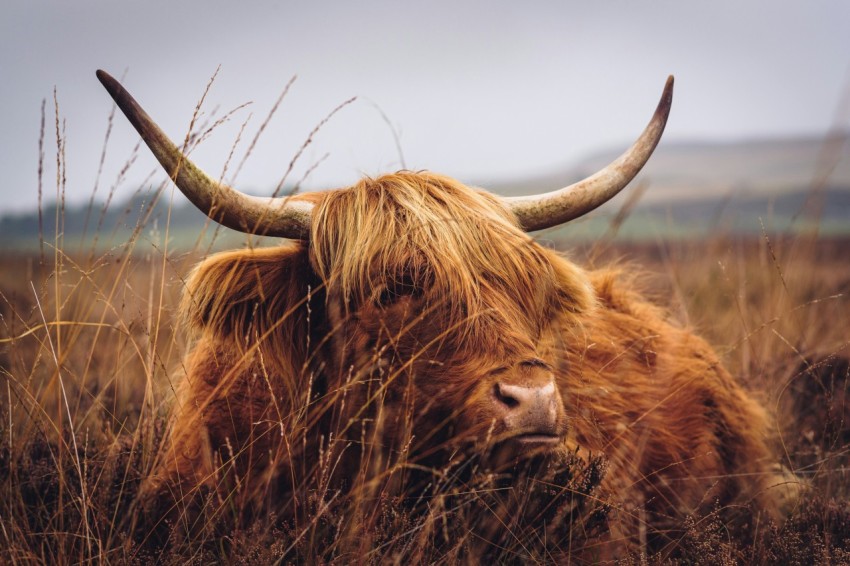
[505,76,673,232]
[96,70,313,239]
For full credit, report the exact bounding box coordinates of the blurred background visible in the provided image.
[1,0,849,246]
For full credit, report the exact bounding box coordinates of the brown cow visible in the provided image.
[97,71,795,556]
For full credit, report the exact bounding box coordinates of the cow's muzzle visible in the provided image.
[491,379,567,450]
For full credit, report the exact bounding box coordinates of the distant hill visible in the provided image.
[2,135,849,251]
[490,134,850,201]
[0,191,254,253]
[545,187,850,243]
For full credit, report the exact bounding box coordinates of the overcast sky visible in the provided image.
[1,1,848,214]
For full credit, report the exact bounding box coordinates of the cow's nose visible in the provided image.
[493,381,561,437]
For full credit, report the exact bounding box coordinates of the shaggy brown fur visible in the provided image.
[145,171,793,554]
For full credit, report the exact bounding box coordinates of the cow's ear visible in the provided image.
[550,253,597,316]
[181,243,314,343]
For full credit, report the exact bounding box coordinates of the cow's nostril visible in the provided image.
[493,382,521,409]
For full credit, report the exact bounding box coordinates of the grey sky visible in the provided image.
[1,1,848,214]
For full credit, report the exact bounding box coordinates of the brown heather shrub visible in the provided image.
[1,232,850,564]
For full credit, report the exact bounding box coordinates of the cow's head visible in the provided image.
[307,172,600,465]
[96,71,671,468]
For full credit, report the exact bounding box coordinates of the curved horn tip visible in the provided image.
[660,75,674,111]
[95,69,112,86]
[95,69,123,100]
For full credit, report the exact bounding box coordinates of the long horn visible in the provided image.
[96,70,313,239]
[505,76,673,232]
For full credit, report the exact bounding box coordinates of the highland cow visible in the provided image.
[97,70,794,555]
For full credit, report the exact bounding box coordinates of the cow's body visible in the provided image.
[144,173,786,554]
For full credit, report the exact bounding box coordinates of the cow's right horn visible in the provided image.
[505,76,673,232]
[96,70,313,240]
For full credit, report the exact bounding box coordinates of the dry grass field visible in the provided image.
[2,222,849,563]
